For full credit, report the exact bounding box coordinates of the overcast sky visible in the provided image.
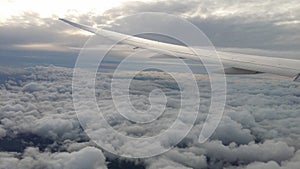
[1,0,300,61]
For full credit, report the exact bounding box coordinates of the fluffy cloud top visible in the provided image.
[0,65,299,168]
[0,146,107,169]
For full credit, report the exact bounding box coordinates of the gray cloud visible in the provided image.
[104,0,300,52]
[1,0,300,60]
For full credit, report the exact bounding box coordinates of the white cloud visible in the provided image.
[244,161,281,169]
[146,158,192,169]
[22,82,45,93]
[210,116,254,145]
[0,146,107,169]
[0,65,299,168]
[0,126,6,139]
[204,140,294,164]
[243,150,300,169]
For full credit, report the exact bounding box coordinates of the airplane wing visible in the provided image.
[59,18,300,81]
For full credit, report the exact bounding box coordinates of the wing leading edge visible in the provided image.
[60,18,300,81]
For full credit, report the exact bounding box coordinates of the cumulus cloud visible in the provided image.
[146,158,192,169]
[210,116,254,145]
[0,146,107,169]
[22,82,45,92]
[244,150,300,169]
[204,140,294,164]
[0,65,299,168]
[0,126,6,139]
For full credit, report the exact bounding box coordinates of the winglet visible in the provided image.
[293,73,300,82]
[59,18,98,34]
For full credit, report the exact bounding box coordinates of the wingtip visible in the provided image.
[57,18,98,34]
[58,18,66,22]
[58,18,74,25]
[293,74,300,82]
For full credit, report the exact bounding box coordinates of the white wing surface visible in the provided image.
[60,18,300,81]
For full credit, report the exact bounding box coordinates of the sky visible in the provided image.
[0,1,300,169]
[0,0,153,21]
[1,0,300,67]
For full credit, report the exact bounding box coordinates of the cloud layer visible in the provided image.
[0,65,299,168]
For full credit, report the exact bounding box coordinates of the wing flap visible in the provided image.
[222,67,262,74]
